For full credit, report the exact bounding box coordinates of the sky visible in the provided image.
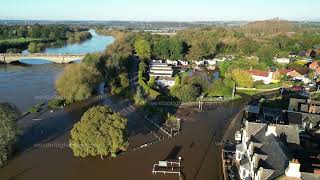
[1,0,319,21]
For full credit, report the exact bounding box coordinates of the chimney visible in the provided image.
[309,103,317,114]
[265,125,277,137]
[285,159,301,178]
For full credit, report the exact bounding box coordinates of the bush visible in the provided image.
[208,78,234,97]
[48,99,65,108]
[255,83,281,89]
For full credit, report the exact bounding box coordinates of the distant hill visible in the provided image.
[241,18,294,35]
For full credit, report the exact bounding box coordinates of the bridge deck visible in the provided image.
[0,53,85,64]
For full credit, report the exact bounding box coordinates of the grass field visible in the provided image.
[0,38,50,44]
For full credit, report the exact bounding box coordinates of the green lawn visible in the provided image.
[0,38,50,44]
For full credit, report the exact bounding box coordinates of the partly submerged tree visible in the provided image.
[0,103,20,166]
[69,106,128,159]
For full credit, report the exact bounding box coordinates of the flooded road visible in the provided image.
[0,98,247,180]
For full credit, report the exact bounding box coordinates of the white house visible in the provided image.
[151,59,163,63]
[204,59,217,66]
[274,57,291,64]
[156,77,175,87]
[166,59,178,66]
[178,60,189,66]
[149,62,173,78]
[248,69,274,84]
[195,60,205,66]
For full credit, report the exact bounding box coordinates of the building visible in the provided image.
[155,77,176,87]
[166,59,178,66]
[279,68,311,84]
[274,57,291,64]
[195,60,205,66]
[149,62,173,78]
[178,60,189,66]
[288,98,320,114]
[309,61,320,75]
[247,69,276,84]
[204,59,217,66]
[235,121,301,180]
[149,61,175,87]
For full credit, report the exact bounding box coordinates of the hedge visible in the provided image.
[138,77,160,99]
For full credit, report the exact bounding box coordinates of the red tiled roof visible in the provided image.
[309,61,320,69]
[248,69,269,77]
[278,69,293,75]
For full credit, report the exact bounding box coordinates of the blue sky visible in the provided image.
[1,0,319,21]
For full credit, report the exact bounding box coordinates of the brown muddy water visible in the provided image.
[0,98,246,180]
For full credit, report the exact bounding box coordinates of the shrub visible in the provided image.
[48,99,65,108]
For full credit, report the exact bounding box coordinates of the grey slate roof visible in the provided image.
[274,124,300,145]
[245,105,260,114]
[245,122,266,138]
[242,122,300,179]
[252,130,291,179]
[301,172,320,180]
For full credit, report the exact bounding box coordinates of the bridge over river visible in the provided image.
[0,53,85,64]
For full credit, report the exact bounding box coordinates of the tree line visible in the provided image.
[0,24,92,53]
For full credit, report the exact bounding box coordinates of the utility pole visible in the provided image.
[199,94,205,111]
[232,82,236,100]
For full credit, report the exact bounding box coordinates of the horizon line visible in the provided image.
[1,18,320,23]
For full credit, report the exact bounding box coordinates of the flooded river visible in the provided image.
[0,29,246,180]
[0,30,114,111]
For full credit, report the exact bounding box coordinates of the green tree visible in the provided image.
[169,38,183,60]
[134,39,151,60]
[147,76,156,88]
[0,103,20,166]
[256,45,278,66]
[28,42,45,53]
[231,69,253,88]
[174,76,181,86]
[55,63,103,103]
[171,84,201,102]
[69,106,128,159]
[153,38,170,60]
[134,87,146,106]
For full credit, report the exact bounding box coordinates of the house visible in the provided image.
[235,121,301,180]
[166,59,178,66]
[156,77,175,87]
[282,68,311,84]
[247,69,276,84]
[309,61,320,75]
[275,57,291,64]
[149,62,175,87]
[262,107,284,124]
[288,98,320,114]
[195,60,205,66]
[149,62,173,78]
[178,60,189,66]
[244,105,260,121]
[204,59,217,66]
[151,59,163,63]
[309,61,320,70]
[306,49,317,58]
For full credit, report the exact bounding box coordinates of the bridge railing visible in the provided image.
[0,53,85,57]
